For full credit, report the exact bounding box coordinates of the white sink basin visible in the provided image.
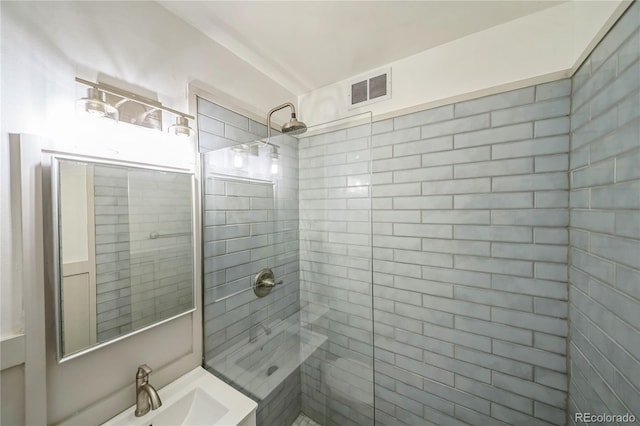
[103,367,257,426]
[146,388,228,426]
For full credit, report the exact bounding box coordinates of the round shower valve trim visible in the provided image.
[253,268,283,297]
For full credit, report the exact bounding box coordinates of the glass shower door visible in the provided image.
[200,118,306,425]
[298,113,374,426]
[198,95,373,426]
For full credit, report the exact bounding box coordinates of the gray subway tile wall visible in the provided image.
[94,165,133,342]
[127,170,194,330]
[568,2,640,424]
[295,76,572,425]
[94,166,193,343]
[368,77,571,425]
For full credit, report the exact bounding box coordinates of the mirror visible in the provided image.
[52,157,196,361]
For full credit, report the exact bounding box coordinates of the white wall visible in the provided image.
[0,1,295,424]
[299,1,629,126]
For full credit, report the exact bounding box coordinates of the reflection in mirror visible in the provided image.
[54,158,195,360]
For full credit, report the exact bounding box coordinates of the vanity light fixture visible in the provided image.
[75,77,194,137]
[77,87,118,120]
[168,116,193,138]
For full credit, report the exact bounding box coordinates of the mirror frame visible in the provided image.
[51,155,198,362]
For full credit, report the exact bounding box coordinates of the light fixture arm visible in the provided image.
[266,102,296,145]
[135,107,161,124]
[114,98,132,109]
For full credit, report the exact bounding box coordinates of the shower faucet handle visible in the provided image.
[253,268,282,297]
[259,277,283,288]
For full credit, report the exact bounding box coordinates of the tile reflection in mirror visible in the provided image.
[53,157,196,360]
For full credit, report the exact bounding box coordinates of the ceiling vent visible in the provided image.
[348,67,391,109]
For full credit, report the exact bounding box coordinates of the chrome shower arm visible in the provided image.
[267,102,296,117]
[266,102,296,142]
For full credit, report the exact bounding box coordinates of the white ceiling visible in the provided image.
[160,1,564,96]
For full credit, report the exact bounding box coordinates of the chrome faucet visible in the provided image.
[249,322,272,343]
[135,364,162,417]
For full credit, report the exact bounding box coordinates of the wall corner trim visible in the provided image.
[10,133,48,425]
[569,0,635,77]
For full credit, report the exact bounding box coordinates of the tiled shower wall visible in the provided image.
[568,2,640,423]
[198,98,301,426]
[299,80,573,425]
[373,81,573,425]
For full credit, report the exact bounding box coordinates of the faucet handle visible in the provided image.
[253,268,283,297]
[137,364,152,379]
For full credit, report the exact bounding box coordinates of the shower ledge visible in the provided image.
[208,310,328,400]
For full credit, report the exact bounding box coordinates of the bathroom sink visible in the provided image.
[103,367,257,426]
[143,388,228,426]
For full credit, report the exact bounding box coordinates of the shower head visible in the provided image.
[281,113,307,135]
[266,102,307,142]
